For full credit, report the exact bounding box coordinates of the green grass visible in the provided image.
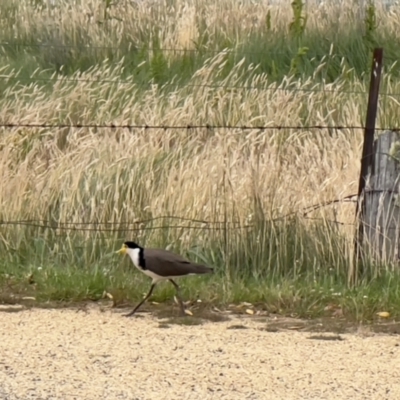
[1,28,399,90]
[1,258,399,322]
[1,220,399,323]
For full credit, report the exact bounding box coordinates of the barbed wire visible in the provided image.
[0,43,399,97]
[0,217,355,233]
[2,75,400,98]
[0,42,290,56]
[0,221,248,232]
[0,193,359,233]
[0,75,372,96]
[1,42,399,63]
[0,42,354,58]
[0,122,397,131]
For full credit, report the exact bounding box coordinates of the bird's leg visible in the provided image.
[124,283,156,317]
[169,279,186,316]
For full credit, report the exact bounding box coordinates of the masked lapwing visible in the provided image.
[116,241,213,317]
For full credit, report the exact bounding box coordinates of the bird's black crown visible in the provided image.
[124,241,142,249]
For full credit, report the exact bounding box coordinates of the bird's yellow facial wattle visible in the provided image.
[116,244,127,255]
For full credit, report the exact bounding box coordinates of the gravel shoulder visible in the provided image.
[0,305,399,400]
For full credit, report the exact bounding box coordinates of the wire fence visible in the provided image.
[0,42,295,56]
[1,75,400,98]
[0,43,400,97]
[0,43,394,238]
[0,217,356,235]
[0,76,382,96]
[0,118,383,237]
[0,42,399,62]
[0,193,359,234]
[1,42,393,58]
[0,122,398,132]
[3,75,400,98]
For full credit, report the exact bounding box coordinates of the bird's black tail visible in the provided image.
[194,265,214,274]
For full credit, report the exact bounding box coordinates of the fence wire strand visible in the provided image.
[1,42,399,63]
[2,75,400,98]
[0,122,398,131]
[0,193,359,233]
[0,42,343,57]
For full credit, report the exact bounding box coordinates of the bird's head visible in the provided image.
[116,241,142,255]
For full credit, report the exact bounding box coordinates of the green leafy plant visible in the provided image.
[363,0,377,49]
[289,46,309,75]
[265,10,272,31]
[289,0,307,38]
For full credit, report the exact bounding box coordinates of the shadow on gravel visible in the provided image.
[2,297,400,336]
[257,316,400,336]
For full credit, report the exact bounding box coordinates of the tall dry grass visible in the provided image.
[1,54,399,248]
[0,57,365,224]
[5,1,399,49]
[2,1,400,82]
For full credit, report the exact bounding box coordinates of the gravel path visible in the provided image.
[0,306,399,400]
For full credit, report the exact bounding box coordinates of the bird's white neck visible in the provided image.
[126,248,141,268]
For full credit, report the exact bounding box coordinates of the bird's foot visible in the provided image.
[179,308,187,317]
[123,311,137,317]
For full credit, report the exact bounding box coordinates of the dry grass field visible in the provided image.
[0,0,400,319]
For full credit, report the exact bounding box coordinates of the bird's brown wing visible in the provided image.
[145,248,212,277]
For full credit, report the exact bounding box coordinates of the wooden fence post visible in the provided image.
[362,130,400,263]
[352,48,383,277]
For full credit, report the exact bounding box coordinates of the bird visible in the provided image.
[116,241,213,317]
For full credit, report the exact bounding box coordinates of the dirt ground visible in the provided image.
[0,304,400,400]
